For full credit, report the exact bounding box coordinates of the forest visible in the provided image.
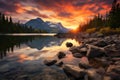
[78,0,120,34]
[0,13,44,33]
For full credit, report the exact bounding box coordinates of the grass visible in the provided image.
[85,27,120,34]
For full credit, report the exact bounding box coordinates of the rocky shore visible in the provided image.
[45,33,120,80]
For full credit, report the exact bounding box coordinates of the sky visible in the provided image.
[0,0,119,29]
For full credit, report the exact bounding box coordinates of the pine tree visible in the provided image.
[108,0,120,28]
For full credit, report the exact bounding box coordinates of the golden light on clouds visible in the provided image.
[0,0,114,29]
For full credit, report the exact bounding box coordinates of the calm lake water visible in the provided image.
[0,34,81,80]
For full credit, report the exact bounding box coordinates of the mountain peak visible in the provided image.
[25,18,69,33]
[35,17,44,22]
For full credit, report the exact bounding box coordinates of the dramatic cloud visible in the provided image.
[0,0,119,29]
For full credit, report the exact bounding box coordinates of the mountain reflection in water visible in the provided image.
[0,35,80,80]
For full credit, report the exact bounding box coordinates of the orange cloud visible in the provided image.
[0,0,115,29]
[15,3,26,13]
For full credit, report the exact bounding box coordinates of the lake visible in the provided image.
[0,34,81,80]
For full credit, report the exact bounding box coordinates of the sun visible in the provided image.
[71,28,79,34]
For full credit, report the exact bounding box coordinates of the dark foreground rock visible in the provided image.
[55,60,63,67]
[86,44,106,58]
[86,69,102,80]
[44,59,57,66]
[66,42,73,47]
[47,34,120,80]
[94,40,108,47]
[58,52,66,59]
[73,53,83,58]
[63,64,86,80]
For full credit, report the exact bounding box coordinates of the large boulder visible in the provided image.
[69,46,81,54]
[63,64,86,80]
[66,42,73,47]
[73,53,83,58]
[107,65,120,74]
[44,59,57,66]
[79,57,91,69]
[79,47,88,55]
[104,44,120,57]
[86,69,102,80]
[69,46,87,55]
[86,44,106,58]
[58,52,66,59]
[95,40,108,47]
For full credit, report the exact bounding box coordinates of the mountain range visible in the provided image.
[25,18,69,33]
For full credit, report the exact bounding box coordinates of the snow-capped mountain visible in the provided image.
[25,18,69,33]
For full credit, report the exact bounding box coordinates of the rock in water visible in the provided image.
[44,59,57,66]
[58,52,66,59]
[55,60,63,67]
[63,64,86,79]
[69,46,81,54]
[66,42,73,47]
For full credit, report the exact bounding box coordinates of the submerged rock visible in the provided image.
[58,52,66,59]
[66,42,73,47]
[44,59,57,66]
[55,60,63,67]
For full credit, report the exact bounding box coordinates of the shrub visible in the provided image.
[99,27,111,34]
[85,28,97,33]
[99,27,120,34]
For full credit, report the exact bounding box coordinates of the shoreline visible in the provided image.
[45,33,120,80]
[0,33,56,36]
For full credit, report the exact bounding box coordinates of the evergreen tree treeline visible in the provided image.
[0,13,44,33]
[78,0,120,32]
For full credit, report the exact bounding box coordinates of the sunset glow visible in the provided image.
[0,0,115,29]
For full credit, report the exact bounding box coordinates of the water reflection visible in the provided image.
[0,36,35,59]
[27,36,65,50]
[0,35,81,80]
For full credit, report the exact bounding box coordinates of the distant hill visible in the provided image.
[25,18,69,33]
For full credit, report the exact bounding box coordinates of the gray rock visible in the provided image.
[86,44,106,58]
[79,57,91,69]
[105,72,120,80]
[44,59,57,66]
[86,69,102,80]
[17,75,29,80]
[63,64,86,79]
[95,40,108,47]
[107,65,120,74]
[79,62,92,69]
[69,46,87,55]
[69,46,81,54]
[73,53,83,58]
[97,33,104,37]
[79,47,88,55]
[104,44,120,57]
